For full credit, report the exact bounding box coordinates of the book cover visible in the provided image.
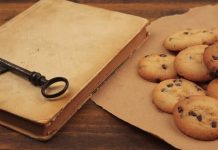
[0,0,148,140]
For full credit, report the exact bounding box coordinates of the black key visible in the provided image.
[0,58,69,99]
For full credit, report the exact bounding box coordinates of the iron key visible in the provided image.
[0,58,69,99]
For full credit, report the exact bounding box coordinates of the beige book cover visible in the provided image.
[0,0,148,140]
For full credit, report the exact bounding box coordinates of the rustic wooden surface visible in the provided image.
[0,0,217,150]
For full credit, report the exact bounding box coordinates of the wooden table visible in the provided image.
[0,1,217,149]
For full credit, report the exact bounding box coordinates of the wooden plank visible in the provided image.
[87,2,217,20]
[0,101,175,150]
[0,2,216,25]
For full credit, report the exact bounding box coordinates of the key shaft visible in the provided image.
[0,58,32,79]
[0,57,69,98]
[0,58,47,86]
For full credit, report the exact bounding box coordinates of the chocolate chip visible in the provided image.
[185,96,189,99]
[167,83,173,87]
[155,78,161,83]
[197,115,202,122]
[202,30,207,33]
[161,88,166,92]
[144,55,149,58]
[211,121,217,128]
[159,54,167,57]
[188,110,197,116]
[178,106,183,113]
[175,83,181,86]
[212,55,218,60]
[183,31,189,35]
[161,64,167,69]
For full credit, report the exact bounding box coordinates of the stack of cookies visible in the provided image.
[137,27,218,141]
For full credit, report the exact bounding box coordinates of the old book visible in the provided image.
[0,0,148,140]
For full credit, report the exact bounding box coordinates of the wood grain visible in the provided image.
[0,1,216,150]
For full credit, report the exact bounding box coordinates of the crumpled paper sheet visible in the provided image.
[92,4,218,150]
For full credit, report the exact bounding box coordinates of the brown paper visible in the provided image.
[92,4,218,150]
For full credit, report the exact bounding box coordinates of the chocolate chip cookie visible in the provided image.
[203,43,218,77]
[207,79,218,99]
[174,45,212,82]
[173,95,218,141]
[152,78,205,113]
[163,29,217,51]
[137,54,177,82]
